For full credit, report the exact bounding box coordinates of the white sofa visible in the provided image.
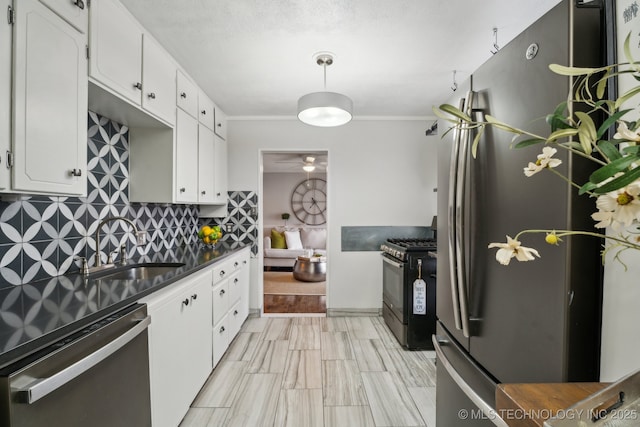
[263,226,327,268]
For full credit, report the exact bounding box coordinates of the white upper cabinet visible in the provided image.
[214,105,227,140]
[213,135,227,204]
[89,0,175,125]
[11,0,88,195]
[198,124,216,204]
[198,89,215,130]
[175,109,199,203]
[0,0,11,191]
[177,70,198,118]
[89,0,142,106]
[141,35,176,124]
[39,0,88,33]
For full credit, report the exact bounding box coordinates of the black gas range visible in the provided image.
[381,238,437,350]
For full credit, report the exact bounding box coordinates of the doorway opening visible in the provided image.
[260,151,329,316]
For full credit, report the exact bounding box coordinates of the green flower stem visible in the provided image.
[513,229,640,251]
[546,167,591,194]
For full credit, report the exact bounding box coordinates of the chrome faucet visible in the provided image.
[94,217,146,268]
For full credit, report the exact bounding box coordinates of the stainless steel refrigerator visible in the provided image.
[434,1,606,425]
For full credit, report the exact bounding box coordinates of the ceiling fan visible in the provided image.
[272,154,328,172]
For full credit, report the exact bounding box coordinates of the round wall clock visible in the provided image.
[290,178,327,225]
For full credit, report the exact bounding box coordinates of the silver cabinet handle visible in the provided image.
[201,110,207,115]
[432,335,508,427]
[234,262,239,267]
[216,192,221,197]
[219,326,225,333]
[74,0,85,9]
[219,289,225,296]
[179,187,186,193]
[234,278,238,284]
[180,92,187,98]
[69,169,82,177]
[233,310,238,316]
[134,82,142,90]
[201,191,206,195]
[147,92,156,99]
[14,316,151,404]
[182,298,189,306]
[220,270,225,277]
[191,294,197,302]
[217,123,222,128]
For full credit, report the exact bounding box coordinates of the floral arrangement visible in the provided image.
[435,33,640,267]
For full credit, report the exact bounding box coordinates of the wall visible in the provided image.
[0,112,257,287]
[228,119,438,312]
[263,172,326,227]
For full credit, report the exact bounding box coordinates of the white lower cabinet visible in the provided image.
[141,270,213,427]
[140,247,251,426]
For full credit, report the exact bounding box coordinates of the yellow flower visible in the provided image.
[545,232,561,245]
[488,236,540,265]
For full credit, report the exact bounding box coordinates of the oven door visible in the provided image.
[382,253,406,322]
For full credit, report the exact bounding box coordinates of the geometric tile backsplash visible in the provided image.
[0,112,258,286]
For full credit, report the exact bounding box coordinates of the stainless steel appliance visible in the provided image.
[381,238,437,349]
[0,304,152,427]
[435,1,605,425]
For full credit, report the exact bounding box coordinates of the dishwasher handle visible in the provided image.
[14,315,151,404]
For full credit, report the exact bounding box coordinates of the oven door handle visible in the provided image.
[382,254,404,269]
[13,316,151,404]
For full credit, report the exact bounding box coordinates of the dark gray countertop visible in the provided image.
[0,242,250,369]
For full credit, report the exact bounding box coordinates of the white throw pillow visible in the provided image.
[284,230,304,249]
[300,229,326,250]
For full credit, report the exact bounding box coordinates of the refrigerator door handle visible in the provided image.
[455,90,475,338]
[433,334,509,427]
[448,96,466,331]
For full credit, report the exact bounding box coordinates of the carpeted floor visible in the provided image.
[263,271,326,296]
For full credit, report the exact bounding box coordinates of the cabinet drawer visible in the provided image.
[212,280,228,326]
[213,316,229,367]
[176,70,198,117]
[212,261,231,285]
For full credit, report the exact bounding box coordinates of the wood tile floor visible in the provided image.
[180,316,436,427]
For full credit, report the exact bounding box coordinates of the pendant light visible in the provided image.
[298,53,353,127]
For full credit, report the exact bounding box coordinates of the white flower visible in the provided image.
[592,179,640,230]
[523,147,562,177]
[488,236,541,265]
[613,121,640,142]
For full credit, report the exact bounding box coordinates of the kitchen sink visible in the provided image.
[91,263,186,281]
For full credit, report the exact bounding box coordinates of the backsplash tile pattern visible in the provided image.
[0,112,259,287]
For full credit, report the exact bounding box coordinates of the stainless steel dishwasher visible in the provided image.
[0,303,152,427]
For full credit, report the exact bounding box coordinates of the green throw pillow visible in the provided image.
[271,229,287,249]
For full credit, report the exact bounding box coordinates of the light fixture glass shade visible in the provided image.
[297,92,353,127]
[302,164,316,172]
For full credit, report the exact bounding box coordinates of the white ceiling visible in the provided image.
[119,0,563,119]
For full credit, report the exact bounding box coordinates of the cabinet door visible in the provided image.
[145,272,212,427]
[13,0,87,195]
[228,270,241,307]
[177,70,198,117]
[0,0,11,191]
[212,315,229,368]
[229,301,242,341]
[212,279,229,326]
[198,89,215,130]
[175,109,199,203]
[38,0,88,33]
[142,34,176,125]
[89,0,142,105]
[239,251,251,322]
[213,135,228,203]
[198,124,215,203]
[214,105,227,140]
